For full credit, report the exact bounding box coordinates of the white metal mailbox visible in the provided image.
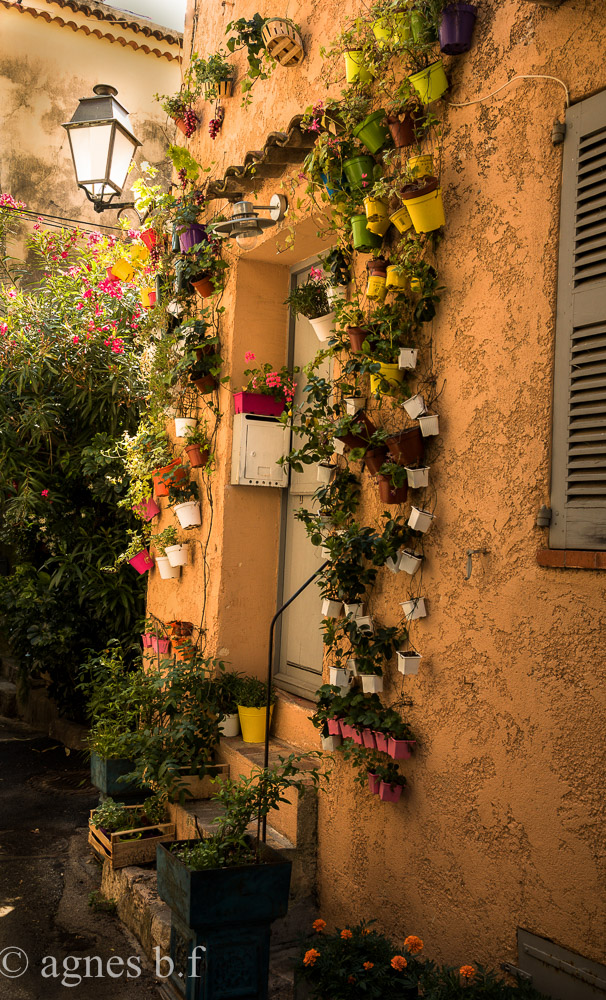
[230,413,290,488]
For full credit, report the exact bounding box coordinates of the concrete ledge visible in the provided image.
[101,862,171,960]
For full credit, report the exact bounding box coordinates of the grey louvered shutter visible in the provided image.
[550,90,606,550]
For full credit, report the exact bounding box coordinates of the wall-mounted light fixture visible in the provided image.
[212,195,288,250]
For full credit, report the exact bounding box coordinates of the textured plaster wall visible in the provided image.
[149,0,606,973]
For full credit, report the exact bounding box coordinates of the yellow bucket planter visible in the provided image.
[408,154,434,179]
[111,258,135,282]
[364,196,390,236]
[385,265,407,291]
[370,362,404,396]
[410,277,422,293]
[237,704,274,744]
[366,274,387,302]
[408,60,449,104]
[344,50,374,84]
[389,205,413,234]
[130,245,150,267]
[141,287,157,308]
[372,12,411,45]
[403,187,445,233]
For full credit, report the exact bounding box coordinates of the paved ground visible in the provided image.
[0,715,160,999]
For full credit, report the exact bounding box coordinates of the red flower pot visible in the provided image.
[191,374,217,395]
[327,718,341,736]
[140,229,158,250]
[185,444,209,468]
[352,728,364,746]
[368,773,381,795]
[234,392,286,418]
[387,110,424,148]
[347,326,369,352]
[377,474,408,504]
[362,728,376,750]
[379,781,403,803]
[385,428,425,467]
[141,633,154,648]
[106,266,120,283]
[364,446,389,475]
[150,636,171,655]
[152,459,186,498]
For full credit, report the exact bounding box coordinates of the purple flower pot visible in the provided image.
[379,781,403,803]
[368,773,380,795]
[234,392,286,418]
[327,718,341,736]
[129,548,153,574]
[362,728,376,750]
[133,496,161,521]
[374,731,389,754]
[439,3,477,55]
[178,223,206,253]
[387,738,416,760]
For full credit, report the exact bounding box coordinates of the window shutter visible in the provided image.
[550,90,606,550]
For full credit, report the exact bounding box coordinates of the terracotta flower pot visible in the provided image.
[175,118,188,136]
[191,275,214,298]
[152,459,187,498]
[347,326,369,352]
[387,110,423,148]
[367,257,388,277]
[191,374,217,395]
[377,474,408,505]
[364,446,389,475]
[385,428,425,467]
[167,620,194,637]
[185,443,210,468]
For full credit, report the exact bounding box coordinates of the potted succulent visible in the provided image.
[285,275,334,342]
[151,526,182,579]
[89,795,174,869]
[234,352,298,417]
[167,478,201,529]
[236,676,277,743]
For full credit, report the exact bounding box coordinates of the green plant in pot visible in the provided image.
[237,676,277,743]
[155,87,199,136]
[167,477,201,530]
[285,275,333,342]
[190,49,234,100]
[184,422,213,470]
[212,666,244,737]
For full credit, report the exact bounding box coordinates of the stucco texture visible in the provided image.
[147,0,606,974]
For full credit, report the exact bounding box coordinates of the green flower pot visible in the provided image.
[408,60,449,104]
[353,110,391,155]
[343,154,376,193]
[351,214,383,253]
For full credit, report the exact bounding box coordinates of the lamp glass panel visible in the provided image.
[68,123,113,187]
[109,128,137,190]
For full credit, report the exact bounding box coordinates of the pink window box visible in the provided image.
[340,722,355,740]
[374,731,389,753]
[362,729,376,749]
[234,392,286,418]
[387,738,416,760]
[379,781,403,803]
[327,718,341,736]
[150,636,171,655]
[368,773,380,795]
[352,728,364,745]
[141,633,154,648]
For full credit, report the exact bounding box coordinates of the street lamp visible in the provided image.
[62,84,141,214]
[212,195,288,250]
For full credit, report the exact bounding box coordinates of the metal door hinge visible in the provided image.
[501,963,532,983]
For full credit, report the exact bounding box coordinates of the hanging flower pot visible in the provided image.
[374,731,389,753]
[401,179,446,233]
[353,110,391,155]
[362,728,376,749]
[370,363,404,396]
[347,326,369,352]
[403,393,427,419]
[385,266,407,292]
[377,474,408,505]
[368,772,381,795]
[343,155,376,192]
[321,734,342,751]
[408,153,434,178]
[405,466,430,488]
[317,462,334,484]
[185,444,210,468]
[379,781,403,803]
[156,556,180,580]
[327,718,342,736]
[399,549,423,576]
[408,60,449,104]
[320,171,344,200]
[334,411,375,450]
[191,374,218,395]
[344,395,365,415]
[355,615,374,633]
[418,412,440,436]
[389,205,414,235]
[178,223,206,252]
[165,543,189,568]
[106,266,120,283]
[151,636,171,655]
[343,602,364,618]
[400,597,427,621]
[191,275,214,298]
[397,651,422,675]
[219,713,240,738]
[261,18,305,66]
[329,666,350,687]
[130,245,150,267]
[141,287,156,309]
[366,274,387,302]
[174,417,197,438]
[322,598,343,618]
[408,506,435,533]
[152,459,187,498]
[129,549,154,574]
[372,11,411,44]
[352,214,383,253]
[326,284,348,307]
[364,197,389,225]
[387,737,416,760]
[439,3,478,54]
[234,392,285,417]
[141,633,154,648]
[173,501,202,529]
[344,49,374,84]
[133,496,161,521]
[140,229,158,250]
[364,446,389,475]
[398,347,418,369]
[111,258,134,282]
[387,110,423,148]
[309,311,336,342]
[167,620,194,637]
[386,428,425,466]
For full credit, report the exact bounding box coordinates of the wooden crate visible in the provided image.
[262,19,304,67]
[88,806,175,870]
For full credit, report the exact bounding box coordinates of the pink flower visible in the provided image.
[7,288,16,300]
[310,266,324,281]
[76,303,84,310]
[245,351,256,361]
[72,335,79,344]
[0,322,7,335]
[41,489,49,498]
[82,288,92,298]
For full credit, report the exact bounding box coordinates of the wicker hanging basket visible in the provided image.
[261,18,304,66]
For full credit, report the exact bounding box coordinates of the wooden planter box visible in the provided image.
[88,805,175,869]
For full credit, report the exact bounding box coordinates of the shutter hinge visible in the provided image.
[501,963,533,983]
[552,119,566,145]
[536,505,552,527]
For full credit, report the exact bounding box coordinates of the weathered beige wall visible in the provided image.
[148,0,606,973]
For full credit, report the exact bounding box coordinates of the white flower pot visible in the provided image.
[406,466,430,488]
[397,652,422,676]
[355,615,374,634]
[156,556,180,580]
[219,713,240,737]
[343,602,363,617]
[385,554,401,574]
[326,284,348,306]
[408,507,435,533]
[418,413,439,436]
[398,549,423,575]
[320,546,331,560]
[321,734,342,751]
[344,395,365,415]
[400,597,427,621]
[346,657,360,676]
[403,393,426,419]
[361,675,383,694]
[165,543,189,567]
[174,501,202,529]
[399,348,418,370]
[174,417,197,438]
[309,311,335,342]
[317,463,334,483]
[337,681,352,695]
[322,598,343,618]
[333,437,346,456]
[329,666,350,686]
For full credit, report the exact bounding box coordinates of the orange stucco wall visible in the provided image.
[145,0,606,974]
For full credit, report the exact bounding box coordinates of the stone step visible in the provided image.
[0,680,17,717]
[0,654,19,683]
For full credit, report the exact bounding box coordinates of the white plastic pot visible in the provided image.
[329,666,350,686]
[344,395,365,415]
[322,598,343,618]
[174,417,196,438]
[320,546,331,560]
[321,734,342,751]
[326,284,348,307]
[333,437,346,456]
[400,597,427,621]
[397,652,422,676]
[418,413,439,436]
[406,466,430,488]
[174,501,202,529]
[156,556,181,580]
[165,543,189,567]
[355,615,374,633]
[317,463,334,483]
[361,674,383,694]
[399,549,423,575]
[399,348,418,370]
[386,553,401,574]
[403,393,426,419]
[219,713,240,737]
[343,602,364,617]
[346,657,360,676]
[408,506,435,533]
[308,311,335,342]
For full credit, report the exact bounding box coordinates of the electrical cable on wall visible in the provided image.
[7,207,123,234]
[446,73,570,110]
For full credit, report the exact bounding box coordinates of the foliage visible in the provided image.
[81,641,153,760]
[285,276,330,320]
[90,794,167,833]
[213,666,244,716]
[150,526,178,556]
[240,352,298,403]
[190,50,234,101]
[237,676,277,709]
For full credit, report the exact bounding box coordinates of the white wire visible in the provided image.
[446,73,570,109]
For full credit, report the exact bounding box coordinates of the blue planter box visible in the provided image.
[90,753,142,800]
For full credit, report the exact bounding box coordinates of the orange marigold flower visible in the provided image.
[313,919,326,933]
[391,955,408,971]
[303,949,321,967]
[361,928,372,935]
[404,935,424,954]
[341,929,353,940]
[347,976,356,984]
[363,962,374,970]
[459,965,476,980]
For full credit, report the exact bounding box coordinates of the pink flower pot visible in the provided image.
[379,781,403,803]
[368,773,381,795]
[374,731,389,753]
[133,497,161,521]
[141,633,153,648]
[340,722,355,740]
[387,738,416,760]
[151,636,171,654]
[233,392,286,417]
[352,728,364,745]
[362,729,376,750]
[129,548,153,574]
[327,718,341,736]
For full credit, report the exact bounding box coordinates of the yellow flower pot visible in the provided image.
[364,197,388,222]
[344,50,374,84]
[389,205,413,234]
[404,188,445,233]
[370,363,404,396]
[111,258,134,282]
[385,266,407,291]
[410,277,422,293]
[372,12,411,45]
[408,154,434,179]
[130,245,150,267]
[408,60,448,104]
[237,704,274,744]
[366,274,387,302]
[141,286,157,308]
[367,217,391,237]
